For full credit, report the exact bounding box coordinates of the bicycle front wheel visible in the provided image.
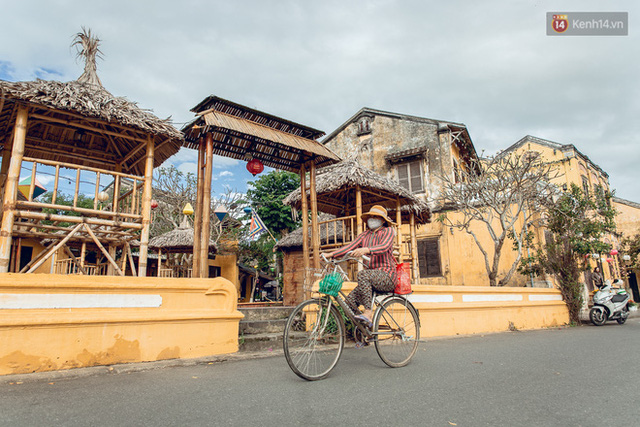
[373,297,420,368]
[283,298,345,381]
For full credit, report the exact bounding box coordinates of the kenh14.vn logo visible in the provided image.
[552,14,569,33]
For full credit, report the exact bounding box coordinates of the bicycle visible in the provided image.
[283,253,421,381]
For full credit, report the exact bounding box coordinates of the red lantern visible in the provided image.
[246,158,264,176]
[610,249,618,256]
[150,199,158,209]
[606,258,613,263]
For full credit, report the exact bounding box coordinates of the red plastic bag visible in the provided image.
[394,263,412,295]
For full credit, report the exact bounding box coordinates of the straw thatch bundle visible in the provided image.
[148,218,217,254]
[276,213,343,250]
[0,79,182,142]
[0,29,183,173]
[283,158,431,223]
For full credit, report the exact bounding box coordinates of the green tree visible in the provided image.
[519,184,617,323]
[40,192,96,227]
[246,170,300,236]
[621,231,640,271]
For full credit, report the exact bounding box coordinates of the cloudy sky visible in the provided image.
[1,0,638,202]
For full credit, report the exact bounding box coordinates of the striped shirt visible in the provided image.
[332,226,396,275]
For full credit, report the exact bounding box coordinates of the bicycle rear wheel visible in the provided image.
[373,296,420,368]
[283,298,345,381]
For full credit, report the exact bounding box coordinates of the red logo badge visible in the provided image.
[552,14,569,33]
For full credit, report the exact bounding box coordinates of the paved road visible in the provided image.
[2,317,640,427]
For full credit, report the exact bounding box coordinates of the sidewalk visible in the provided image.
[4,308,638,384]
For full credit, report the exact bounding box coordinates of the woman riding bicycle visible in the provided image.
[325,205,397,327]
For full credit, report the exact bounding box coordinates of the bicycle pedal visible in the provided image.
[354,340,369,349]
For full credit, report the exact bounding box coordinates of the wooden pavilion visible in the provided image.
[0,30,183,275]
[279,158,431,303]
[181,95,341,283]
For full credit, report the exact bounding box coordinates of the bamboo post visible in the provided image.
[120,244,127,274]
[80,242,87,271]
[125,242,137,277]
[157,248,162,277]
[63,245,88,275]
[13,238,22,273]
[309,161,320,270]
[83,224,124,276]
[199,132,214,278]
[52,165,60,205]
[396,197,403,262]
[107,245,116,275]
[26,223,83,273]
[300,163,310,298]
[73,168,81,207]
[410,212,419,284]
[0,133,13,212]
[137,135,155,276]
[192,138,205,278]
[0,105,28,273]
[28,162,37,201]
[355,186,363,234]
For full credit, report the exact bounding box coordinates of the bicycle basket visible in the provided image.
[318,272,344,296]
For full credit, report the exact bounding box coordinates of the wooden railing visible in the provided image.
[54,258,108,276]
[317,215,357,251]
[19,157,146,222]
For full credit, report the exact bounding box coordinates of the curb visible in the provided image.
[2,349,284,384]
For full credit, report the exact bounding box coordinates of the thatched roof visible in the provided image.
[283,158,431,223]
[148,218,217,254]
[0,29,182,175]
[181,96,340,173]
[276,213,344,250]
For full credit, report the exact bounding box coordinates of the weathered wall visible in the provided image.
[283,251,305,306]
[613,199,640,238]
[336,281,569,337]
[0,274,242,376]
[210,254,239,289]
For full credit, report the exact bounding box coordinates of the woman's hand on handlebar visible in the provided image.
[349,247,370,258]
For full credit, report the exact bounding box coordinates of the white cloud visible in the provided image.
[219,171,233,178]
[0,0,638,202]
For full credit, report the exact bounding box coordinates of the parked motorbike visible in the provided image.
[589,279,630,326]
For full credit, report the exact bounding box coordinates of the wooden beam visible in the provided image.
[63,244,88,275]
[192,138,204,277]
[355,185,363,235]
[13,210,142,230]
[137,135,155,276]
[300,163,310,298]
[84,224,124,276]
[199,132,214,278]
[26,223,83,273]
[410,212,419,284]
[0,105,28,273]
[126,241,137,277]
[30,113,148,143]
[310,161,320,270]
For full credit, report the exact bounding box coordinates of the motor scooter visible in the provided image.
[589,279,630,326]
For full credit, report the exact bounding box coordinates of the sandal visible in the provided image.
[354,314,373,329]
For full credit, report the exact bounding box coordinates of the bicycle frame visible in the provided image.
[317,255,417,342]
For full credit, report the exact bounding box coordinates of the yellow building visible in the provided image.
[322,108,525,287]
[500,136,640,289]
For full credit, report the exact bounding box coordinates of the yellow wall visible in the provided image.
[210,254,240,292]
[333,282,569,337]
[613,199,640,238]
[0,274,243,376]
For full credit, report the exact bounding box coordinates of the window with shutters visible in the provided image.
[396,161,424,194]
[418,238,442,277]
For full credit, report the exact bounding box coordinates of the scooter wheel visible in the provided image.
[617,308,629,325]
[590,307,607,326]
